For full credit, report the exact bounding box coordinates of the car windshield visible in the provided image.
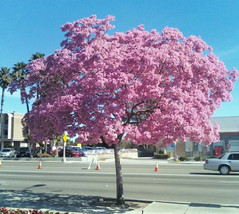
[69,148,79,151]
[20,148,29,151]
[2,149,10,152]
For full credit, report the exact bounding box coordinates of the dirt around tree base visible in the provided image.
[89,198,150,210]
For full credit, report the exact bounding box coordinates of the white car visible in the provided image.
[204,152,239,175]
[0,148,15,158]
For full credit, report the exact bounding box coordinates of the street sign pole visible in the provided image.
[62,133,68,162]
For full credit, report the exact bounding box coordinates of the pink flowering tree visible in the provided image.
[24,15,238,204]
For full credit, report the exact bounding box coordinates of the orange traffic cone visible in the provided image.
[96,163,100,170]
[155,162,159,171]
[0,160,2,168]
[38,160,42,169]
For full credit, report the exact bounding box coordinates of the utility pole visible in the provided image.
[62,133,67,162]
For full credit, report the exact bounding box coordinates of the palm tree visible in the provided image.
[12,62,30,112]
[10,53,45,114]
[29,52,45,100]
[0,67,12,150]
[30,52,45,62]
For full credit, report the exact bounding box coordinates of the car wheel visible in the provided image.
[219,165,230,175]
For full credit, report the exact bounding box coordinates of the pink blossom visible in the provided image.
[24,15,238,147]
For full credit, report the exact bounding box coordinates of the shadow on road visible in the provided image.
[0,189,144,213]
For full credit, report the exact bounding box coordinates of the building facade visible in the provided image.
[0,112,25,150]
[166,116,239,157]
[1,113,239,156]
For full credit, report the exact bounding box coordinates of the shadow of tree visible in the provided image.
[0,189,144,214]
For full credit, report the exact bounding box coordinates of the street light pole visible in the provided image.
[174,142,178,160]
[62,133,67,162]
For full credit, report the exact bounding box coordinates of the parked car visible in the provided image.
[83,146,94,150]
[0,148,15,158]
[48,146,62,155]
[71,147,86,157]
[204,152,239,175]
[59,147,84,157]
[16,147,32,158]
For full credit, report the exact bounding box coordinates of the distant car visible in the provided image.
[49,146,62,155]
[204,152,239,175]
[59,147,84,157]
[95,147,106,150]
[83,146,94,150]
[72,147,86,157]
[0,148,15,158]
[16,147,32,158]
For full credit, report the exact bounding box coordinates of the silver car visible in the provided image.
[0,148,15,158]
[204,152,239,175]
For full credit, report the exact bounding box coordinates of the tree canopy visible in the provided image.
[24,15,238,146]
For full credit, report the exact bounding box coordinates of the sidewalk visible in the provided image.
[128,201,239,214]
[4,200,239,214]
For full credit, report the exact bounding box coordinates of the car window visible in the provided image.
[20,148,30,151]
[228,154,239,160]
[2,149,10,152]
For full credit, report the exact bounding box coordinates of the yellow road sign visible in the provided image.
[62,133,68,142]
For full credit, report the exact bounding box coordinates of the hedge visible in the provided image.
[154,153,170,159]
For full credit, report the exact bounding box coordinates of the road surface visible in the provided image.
[0,159,238,212]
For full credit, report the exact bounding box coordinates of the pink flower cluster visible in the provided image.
[24,15,238,147]
[0,207,67,214]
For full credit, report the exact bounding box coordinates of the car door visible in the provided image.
[228,154,239,171]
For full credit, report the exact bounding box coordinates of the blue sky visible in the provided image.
[0,0,239,117]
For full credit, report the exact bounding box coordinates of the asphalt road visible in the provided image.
[0,158,239,212]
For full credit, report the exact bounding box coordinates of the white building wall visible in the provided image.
[0,113,24,150]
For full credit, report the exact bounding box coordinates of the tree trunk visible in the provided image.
[25,97,30,147]
[114,143,125,205]
[32,143,36,157]
[25,97,30,114]
[55,142,59,157]
[0,88,5,150]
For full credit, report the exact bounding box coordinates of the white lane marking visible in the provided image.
[0,174,45,178]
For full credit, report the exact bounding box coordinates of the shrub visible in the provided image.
[154,153,169,159]
[209,156,218,158]
[0,207,68,214]
[178,156,190,161]
[198,156,218,161]
[194,156,201,161]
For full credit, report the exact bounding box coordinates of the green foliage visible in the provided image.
[178,156,190,161]
[209,156,218,158]
[191,156,218,161]
[0,67,12,89]
[30,52,45,62]
[154,153,169,159]
[158,150,165,154]
[194,156,201,161]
